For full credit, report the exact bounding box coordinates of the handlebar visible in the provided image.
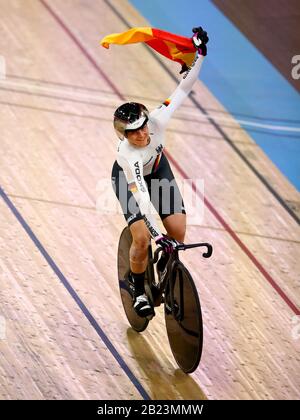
[150,242,213,264]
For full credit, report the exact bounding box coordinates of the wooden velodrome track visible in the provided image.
[0,0,299,400]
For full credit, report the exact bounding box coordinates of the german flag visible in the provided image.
[100,27,196,71]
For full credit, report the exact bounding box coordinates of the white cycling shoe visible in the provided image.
[133,293,155,318]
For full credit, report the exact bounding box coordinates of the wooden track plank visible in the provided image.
[0,201,141,400]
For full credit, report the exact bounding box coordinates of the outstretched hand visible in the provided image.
[192,26,209,56]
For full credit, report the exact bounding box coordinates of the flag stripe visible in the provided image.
[101,27,153,49]
[152,28,194,50]
[100,27,196,70]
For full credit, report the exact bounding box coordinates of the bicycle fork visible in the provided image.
[165,257,184,321]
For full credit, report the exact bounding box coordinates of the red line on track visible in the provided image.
[167,154,300,315]
[39,0,125,101]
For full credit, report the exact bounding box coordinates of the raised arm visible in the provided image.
[151,27,208,128]
[151,54,204,127]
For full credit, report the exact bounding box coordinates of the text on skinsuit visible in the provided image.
[143,215,159,238]
[134,161,146,192]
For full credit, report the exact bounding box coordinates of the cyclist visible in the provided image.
[112,27,208,318]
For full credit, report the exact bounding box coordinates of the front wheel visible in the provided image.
[164,261,203,373]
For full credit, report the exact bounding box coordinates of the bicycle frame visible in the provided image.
[148,241,213,305]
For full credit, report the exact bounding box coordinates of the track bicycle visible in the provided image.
[117,227,213,373]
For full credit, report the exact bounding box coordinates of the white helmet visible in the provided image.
[113,102,149,140]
